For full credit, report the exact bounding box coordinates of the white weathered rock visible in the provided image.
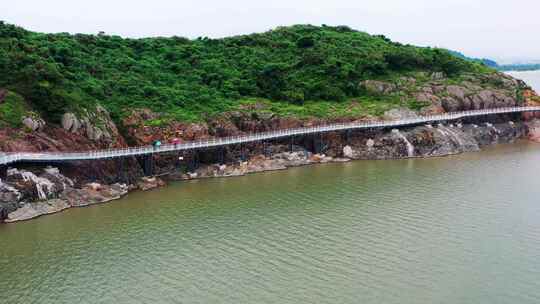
[343,145,354,158]
[22,116,45,131]
[7,168,56,200]
[85,182,102,191]
[63,107,116,142]
[41,167,74,190]
[431,72,446,80]
[61,113,81,133]
[86,125,103,141]
[366,139,375,148]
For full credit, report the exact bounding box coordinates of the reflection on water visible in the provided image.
[1,141,540,304]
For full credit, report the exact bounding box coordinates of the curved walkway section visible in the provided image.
[1,106,540,165]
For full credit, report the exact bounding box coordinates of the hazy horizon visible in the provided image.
[2,0,539,63]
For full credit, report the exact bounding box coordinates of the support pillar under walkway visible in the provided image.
[313,133,327,154]
[141,154,154,177]
[187,151,199,172]
[0,164,7,180]
[116,157,128,183]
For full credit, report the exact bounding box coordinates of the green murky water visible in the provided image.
[1,142,540,303]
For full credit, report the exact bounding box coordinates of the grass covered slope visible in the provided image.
[0,22,491,124]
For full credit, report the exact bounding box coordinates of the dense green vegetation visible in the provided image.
[0,22,491,124]
[448,50,498,68]
[0,91,28,128]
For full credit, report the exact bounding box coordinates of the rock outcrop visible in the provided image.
[61,105,121,143]
[0,167,129,223]
[137,177,166,191]
[22,115,46,131]
[361,72,529,114]
[525,119,540,143]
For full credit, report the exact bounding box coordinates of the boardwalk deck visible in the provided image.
[1,106,539,166]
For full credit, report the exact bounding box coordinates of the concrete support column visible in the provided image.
[0,165,7,180]
[313,133,325,154]
[240,144,247,162]
[116,157,127,183]
[345,130,352,144]
[218,147,225,165]
[187,151,199,172]
[263,141,270,157]
[143,154,154,177]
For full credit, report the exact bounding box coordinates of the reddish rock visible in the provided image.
[522,90,540,121]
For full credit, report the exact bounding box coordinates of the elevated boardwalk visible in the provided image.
[1,106,539,166]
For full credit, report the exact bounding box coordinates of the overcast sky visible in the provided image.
[2,0,538,63]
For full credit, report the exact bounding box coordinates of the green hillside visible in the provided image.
[0,22,491,124]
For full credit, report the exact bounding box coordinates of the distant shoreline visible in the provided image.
[505,70,540,92]
[499,67,540,72]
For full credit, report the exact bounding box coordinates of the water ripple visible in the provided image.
[1,142,540,303]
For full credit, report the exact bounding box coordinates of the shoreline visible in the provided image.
[2,117,538,224]
[3,139,537,225]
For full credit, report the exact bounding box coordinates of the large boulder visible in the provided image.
[471,90,516,109]
[22,116,45,131]
[342,145,354,158]
[61,106,119,143]
[384,108,419,121]
[446,85,467,100]
[62,183,128,207]
[414,92,441,104]
[441,96,463,112]
[4,168,72,202]
[62,113,81,133]
[0,178,23,221]
[360,80,397,95]
[526,119,540,143]
[137,177,166,191]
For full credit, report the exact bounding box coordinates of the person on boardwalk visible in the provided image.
[152,140,162,151]
[171,137,181,149]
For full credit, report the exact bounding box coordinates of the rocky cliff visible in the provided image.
[1,72,540,223]
[360,71,529,114]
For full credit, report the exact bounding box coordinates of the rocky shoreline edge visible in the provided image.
[2,116,540,223]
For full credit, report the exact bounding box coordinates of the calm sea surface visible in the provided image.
[507,70,540,92]
[1,142,540,303]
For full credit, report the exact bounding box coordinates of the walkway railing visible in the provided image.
[1,106,539,165]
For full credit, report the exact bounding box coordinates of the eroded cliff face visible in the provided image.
[360,72,530,115]
[1,105,126,152]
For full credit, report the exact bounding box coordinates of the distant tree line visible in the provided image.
[496,64,540,72]
[449,50,540,72]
